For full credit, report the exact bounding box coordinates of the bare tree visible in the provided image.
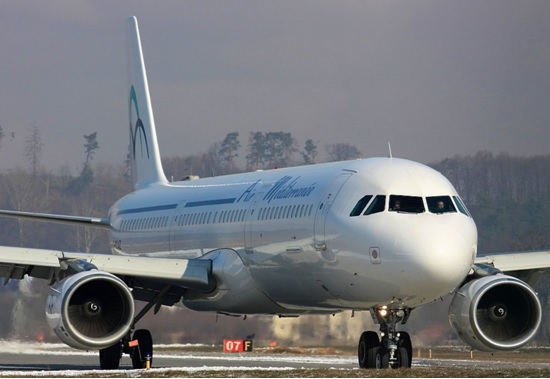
[3,170,47,246]
[83,132,99,167]
[24,124,43,176]
[206,142,223,177]
[69,192,107,253]
[66,132,100,195]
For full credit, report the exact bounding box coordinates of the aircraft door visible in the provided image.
[314,173,352,250]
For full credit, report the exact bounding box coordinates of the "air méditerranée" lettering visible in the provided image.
[263,176,316,203]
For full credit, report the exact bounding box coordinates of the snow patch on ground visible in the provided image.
[0,366,297,378]
[0,340,355,364]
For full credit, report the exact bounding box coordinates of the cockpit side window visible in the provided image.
[427,196,456,214]
[350,195,373,217]
[389,195,425,213]
[364,195,385,215]
[452,196,471,217]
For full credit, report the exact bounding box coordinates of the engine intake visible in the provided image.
[46,270,135,350]
[449,274,541,351]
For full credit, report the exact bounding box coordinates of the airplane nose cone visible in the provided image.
[394,222,475,297]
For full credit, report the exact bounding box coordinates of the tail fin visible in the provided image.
[126,16,168,189]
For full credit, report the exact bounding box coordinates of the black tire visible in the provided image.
[358,331,379,369]
[398,331,413,368]
[131,329,153,369]
[99,342,121,370]
[396,347,410,369]
[375,347,389,369]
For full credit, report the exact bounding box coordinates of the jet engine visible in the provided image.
[449,274,541,351]
[45,270,135,350]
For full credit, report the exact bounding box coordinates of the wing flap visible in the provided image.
[0,247,62,267]
[0,247,63,283]
[63,252,214,292]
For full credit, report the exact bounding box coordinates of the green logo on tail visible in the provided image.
[129,85,150,159]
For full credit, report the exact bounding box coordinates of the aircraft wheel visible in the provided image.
[395,347,410,369]
[131,329,154,369]
[398,331,413,368]
[358,331,379,368]
[375,347,389,369]
[99,341,121,370]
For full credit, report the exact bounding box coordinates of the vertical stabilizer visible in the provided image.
[126,16,168,189]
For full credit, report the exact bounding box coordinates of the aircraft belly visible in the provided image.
[243,221,401,310]
[245,251,402,310]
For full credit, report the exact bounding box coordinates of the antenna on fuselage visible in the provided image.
[388,142,393,158]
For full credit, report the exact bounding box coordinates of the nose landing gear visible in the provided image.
[358,306,413,369]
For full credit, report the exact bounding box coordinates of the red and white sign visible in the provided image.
[223,339,253,353]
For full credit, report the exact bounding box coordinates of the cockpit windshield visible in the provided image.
[349,195,373,216]
[350,194,470,217]
[453,196,471,217]
[427,196,456,214]
[389,195,424,213]
[364,195,385,215]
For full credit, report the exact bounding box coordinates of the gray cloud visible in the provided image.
[0,1,549,172]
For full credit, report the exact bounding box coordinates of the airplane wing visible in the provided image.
[0,212,203,299]
[0,246,215,303]
[475,250,550,286]
[0,209,110,228]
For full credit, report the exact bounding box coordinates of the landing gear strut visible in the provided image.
[358,306,413,369]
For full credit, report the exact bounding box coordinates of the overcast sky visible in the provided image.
[0,1,549,173]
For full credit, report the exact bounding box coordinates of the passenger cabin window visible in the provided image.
[350,195,373,217]
[389,195,424,214]
[364,195,385,215]
[427,196,456,214]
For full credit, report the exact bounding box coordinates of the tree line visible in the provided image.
[431,151,550,254]
[163,131,363,180]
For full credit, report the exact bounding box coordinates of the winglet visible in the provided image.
[126,16,168,189]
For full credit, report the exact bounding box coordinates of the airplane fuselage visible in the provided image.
[109,157,477,314]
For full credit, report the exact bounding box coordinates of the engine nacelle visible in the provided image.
[449,274,541,351]
[45,270,135,350]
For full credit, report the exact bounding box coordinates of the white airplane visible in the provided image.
[1,16,549,370]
